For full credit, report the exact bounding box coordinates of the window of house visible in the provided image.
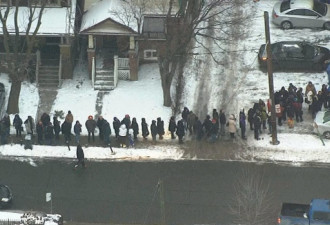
[144,50,157,60]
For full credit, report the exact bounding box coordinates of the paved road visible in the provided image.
[1,159,330,224]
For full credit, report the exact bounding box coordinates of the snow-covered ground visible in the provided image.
[0,0,330,165]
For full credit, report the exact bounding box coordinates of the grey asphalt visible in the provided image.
[2,159,330,225]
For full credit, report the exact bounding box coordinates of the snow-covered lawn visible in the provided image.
[0,0,330,165]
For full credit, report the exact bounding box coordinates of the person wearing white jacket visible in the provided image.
[118,124,127,147]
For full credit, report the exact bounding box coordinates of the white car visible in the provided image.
[272,0,330,30]
[314,110,330,138]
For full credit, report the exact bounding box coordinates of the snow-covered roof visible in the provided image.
[0,1,76,36]
[80,0,138,35]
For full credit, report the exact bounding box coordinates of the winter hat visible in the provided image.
[88,115,93,120]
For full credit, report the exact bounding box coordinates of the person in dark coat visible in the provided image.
[121,114,131,130]
[150,120,157,141]
[187,111,197,135]
[203,115,212,137]
[156,117,165,140]
[61,120,72,144]
[102,119,112,146]
[239,110,247,140]
[181,106,190,130]
[168,116,177,139]
[112,117,121,139]
[13,114,23,137]
[44,122,54,145]
[75,144,86,169]
[0,114,10,144]
[74,120,82,144]
[40,112,50,127]
[85,115,96,143]
[97,116,105,140]
[176,120,185,144]
[36,120,44,144]
[219,110,226,135]
[131,117,139,140]
[194,118,204,141]
[141,118,149,139]
[247,107,255,130]
[24,116,35,136]
[53,116,61,144]
[253,113,261,140]
[209,119,218,143]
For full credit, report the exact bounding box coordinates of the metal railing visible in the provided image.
[58,54,62,88]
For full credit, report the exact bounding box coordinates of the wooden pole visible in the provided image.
[264,11,279,145]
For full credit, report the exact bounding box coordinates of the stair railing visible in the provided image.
[36,50,40,86]
[92,56,95,88]
[114,55,118,87]
[58,54,62,88]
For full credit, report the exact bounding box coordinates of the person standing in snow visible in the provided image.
[36,120,44,145]
[102,119,112,147]
[121,114,131,130]
[85,115,96,143]
[61,120,72,144]
[203,115,212,138]
[75,144,86,169]
[118,123,127,147]
[97,116,105,141]
[168,116,177,139]
[24,116,35,137]
[53,116,61,144]
[13,114,23,137]
[239,110,246,140]
[65,110,74,127]
[187,111,197,135]
[141,118,149,139]
[131,117,139,140]
[157,117,165,140]
[227,114,237,139]
[219,110,227,136]
[128,126,135,147]
[176,119,185,144]
[74,120,82,144]
[112,117,121,139]
[194,117,204,141]
[253,113,261,140]
[181,107,190,130]
[44,122,54,145]
[150,120,157,141]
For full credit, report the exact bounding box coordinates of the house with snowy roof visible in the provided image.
[80,0,140,91]
[0,0,82,87]
[80,0,174,91]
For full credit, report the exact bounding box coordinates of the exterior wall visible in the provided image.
[129,50,138,81]
[59,44,73,79]
[138,40,166,63]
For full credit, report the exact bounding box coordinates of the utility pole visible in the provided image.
[264,11,279,145]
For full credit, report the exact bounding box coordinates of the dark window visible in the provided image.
[304,9,319,16]
[12,0,28,6]
[314,1,327,16]
[280,0,290,12]
[286,9,305,16]
[313,211,330,220]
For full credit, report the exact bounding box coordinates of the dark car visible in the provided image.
[258,41,330,71]
[0,184,13,209]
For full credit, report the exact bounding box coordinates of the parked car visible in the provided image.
[278,199,330,225]
[314,110,330,138]
[0,184,13,209]
[258,41,330,71]
[272,0,330,30]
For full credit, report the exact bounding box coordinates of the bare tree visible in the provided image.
[229,166,276,225]
[159,0,250,107]
[0,0,46,114]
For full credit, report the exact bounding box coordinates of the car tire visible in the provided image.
[281,21,292,29]
[323,131,330,139]
[324,22,330,30]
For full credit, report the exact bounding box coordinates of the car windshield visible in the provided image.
[300,43,315,58]
[314,1,327,16]
[280,0,290,12]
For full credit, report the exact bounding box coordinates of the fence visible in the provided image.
[0,219,21,225]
